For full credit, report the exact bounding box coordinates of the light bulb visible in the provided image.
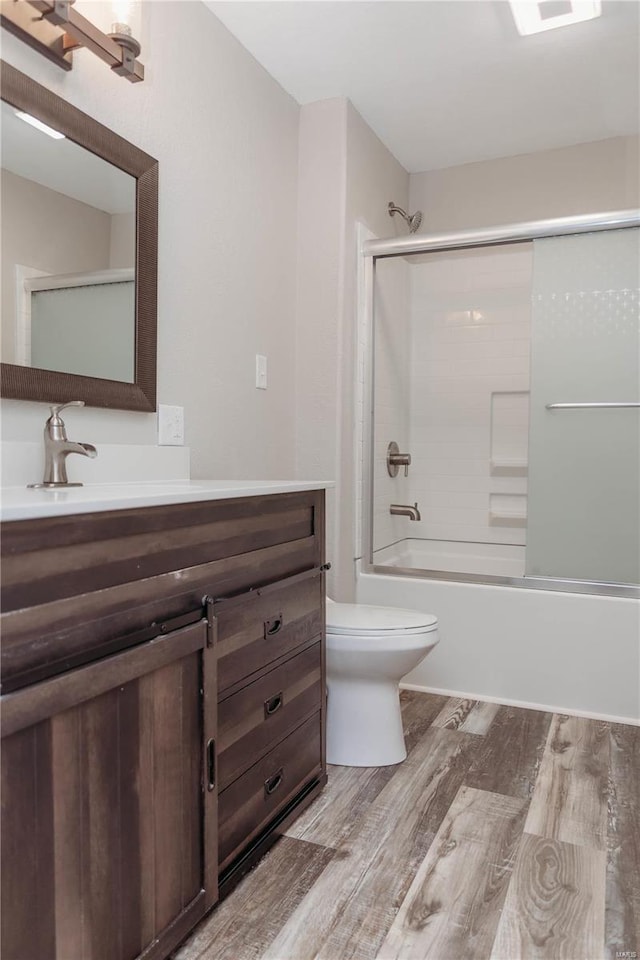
[15,111,65,139]
[109,0,141,59]
[112,0,132,26]
[111,0,136,39]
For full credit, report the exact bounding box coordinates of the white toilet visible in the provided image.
[325,599,439,767]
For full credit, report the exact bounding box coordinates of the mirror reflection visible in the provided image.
[1,98,137,382]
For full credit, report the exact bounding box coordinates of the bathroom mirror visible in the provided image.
[0,61,158,411]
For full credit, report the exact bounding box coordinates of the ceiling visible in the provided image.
[1,100,135,215]
[206,1,640,173]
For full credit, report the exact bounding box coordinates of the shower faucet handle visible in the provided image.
[387,441,412,477]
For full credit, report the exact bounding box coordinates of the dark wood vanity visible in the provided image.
[0,488,327,960]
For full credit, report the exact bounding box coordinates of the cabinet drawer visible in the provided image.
[218,642,322,791]
[1,489,324,692]
[216,571,322,695]
[1,491,321,612]
[218,712,322,870]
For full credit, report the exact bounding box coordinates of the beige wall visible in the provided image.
[295,98,409,598]
[294,98,346,589]
[1,169,112,361]
[1,2,300,480]
[109,213,135,270]
[409,136,640,233]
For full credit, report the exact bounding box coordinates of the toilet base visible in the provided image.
[326,678,407,766]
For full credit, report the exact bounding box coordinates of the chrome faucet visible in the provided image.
[390,502,421,521]
[28,401,97,488]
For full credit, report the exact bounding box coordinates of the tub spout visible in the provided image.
[390,502,421,521]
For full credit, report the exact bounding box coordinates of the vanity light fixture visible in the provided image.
[15,109,65,138]
[509,0,602,35]
[108,0,141,78]
[0,0,144,81]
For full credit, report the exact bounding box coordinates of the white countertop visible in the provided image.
[0,480,334,522]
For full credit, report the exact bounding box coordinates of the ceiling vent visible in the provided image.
[509,1,602,35]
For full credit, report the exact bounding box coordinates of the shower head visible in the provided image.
[408,209,422,233]
[388,201,423,234]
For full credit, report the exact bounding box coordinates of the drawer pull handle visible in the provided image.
[264,692,284,717]
[206,738,216,792]
[264,768,284,797]
[264,615,284,638]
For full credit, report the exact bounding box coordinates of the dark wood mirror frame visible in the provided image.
[0,61,158,411]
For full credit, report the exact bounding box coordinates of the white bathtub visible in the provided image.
[373,538,525,578]
[356,560,640,724]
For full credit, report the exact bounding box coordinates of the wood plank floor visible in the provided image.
[175,692,639,960]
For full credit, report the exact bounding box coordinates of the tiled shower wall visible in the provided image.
[406,244,533,546]
[371,257,412,552]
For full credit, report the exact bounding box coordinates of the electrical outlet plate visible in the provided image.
[158,404,184,445]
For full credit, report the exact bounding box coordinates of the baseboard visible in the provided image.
[399,682,640,727]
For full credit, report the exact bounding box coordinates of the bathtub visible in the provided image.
[356,559,640,724]
[373,538,525,579]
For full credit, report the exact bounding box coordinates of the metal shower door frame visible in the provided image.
[361,209,640,598]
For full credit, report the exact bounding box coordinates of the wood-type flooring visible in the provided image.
[176,691,639,960]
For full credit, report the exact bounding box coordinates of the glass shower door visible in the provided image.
[526,228,640,585]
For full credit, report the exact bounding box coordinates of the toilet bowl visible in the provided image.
[325,598,439,767]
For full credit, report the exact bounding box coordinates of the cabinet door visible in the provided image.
[1,620,217,960]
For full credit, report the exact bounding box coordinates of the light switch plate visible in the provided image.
[158,404,184,446]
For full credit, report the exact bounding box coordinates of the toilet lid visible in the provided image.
[326,602,438,637]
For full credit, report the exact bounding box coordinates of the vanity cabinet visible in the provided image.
[0,489,327,960]
[1,620,217,960]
